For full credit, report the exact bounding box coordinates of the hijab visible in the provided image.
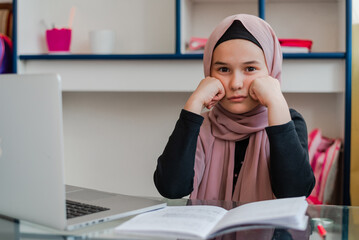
[190,14,283,202]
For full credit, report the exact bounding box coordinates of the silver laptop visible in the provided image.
[0,73,166,231]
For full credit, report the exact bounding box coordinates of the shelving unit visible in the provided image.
[15,0,348,58]
[14,0,349,92]
[13,0,352,204]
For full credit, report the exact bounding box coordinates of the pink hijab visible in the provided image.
[190,14,283,202]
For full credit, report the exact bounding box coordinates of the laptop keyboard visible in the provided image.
[66,200,110,219]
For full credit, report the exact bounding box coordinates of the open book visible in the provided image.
[116,196,308,239]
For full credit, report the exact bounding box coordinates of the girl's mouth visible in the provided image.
[227,96,247,102]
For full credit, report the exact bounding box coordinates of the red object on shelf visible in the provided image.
[278,39,313,51]
[188,37,207,51]
[46,28,72,52]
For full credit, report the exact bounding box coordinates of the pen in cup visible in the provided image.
[317,223,327,239]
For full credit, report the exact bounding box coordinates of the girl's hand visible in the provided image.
[248,75,282,108]
[184,77,225,114]
[249,76,291,126]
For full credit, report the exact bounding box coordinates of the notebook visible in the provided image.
[0,73,166,231]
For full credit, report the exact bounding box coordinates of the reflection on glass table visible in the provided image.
[2,198,359,240]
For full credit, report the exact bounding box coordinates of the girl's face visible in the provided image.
[210,39,269,114]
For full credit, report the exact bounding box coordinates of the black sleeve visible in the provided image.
[265,109,315,198]
[153,109,204,199]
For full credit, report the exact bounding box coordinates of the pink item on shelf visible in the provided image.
[188,37,207,51]
[278,39,313,51]
[46,28,72,52]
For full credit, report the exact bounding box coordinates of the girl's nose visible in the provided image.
[230,72,244,91]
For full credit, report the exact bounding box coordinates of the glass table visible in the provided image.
[2,198,359,240]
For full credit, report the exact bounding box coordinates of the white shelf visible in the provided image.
[181,0,345,54]
[266,0,345,52]
[281,59,345,93]
[18,58,344,93]
[181,0,258,54]
[17,0,346,94]
[17,0,176,55]
[15,0,347,93]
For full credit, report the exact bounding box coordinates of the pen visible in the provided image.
[317,223,327,239]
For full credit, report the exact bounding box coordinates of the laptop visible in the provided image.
[0,73,166,231]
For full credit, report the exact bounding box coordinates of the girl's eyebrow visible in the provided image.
[243,60,260,65]
[213,60,261,65]
[213,61,228,65]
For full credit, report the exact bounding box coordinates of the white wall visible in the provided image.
[62,92,191,197]
[17,0,175,54]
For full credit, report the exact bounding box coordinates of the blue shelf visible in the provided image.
[19,52,345,61]
[19,53,204,60]
[283,52,345,59]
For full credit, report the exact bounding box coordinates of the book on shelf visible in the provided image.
[279,39,313,53]
[281,46,310,53]
[115,196,308,239]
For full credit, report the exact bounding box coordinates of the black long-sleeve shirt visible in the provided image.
[154,109,315,199]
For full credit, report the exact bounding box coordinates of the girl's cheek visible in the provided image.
[244,77,255,88]
[216,77,227,89]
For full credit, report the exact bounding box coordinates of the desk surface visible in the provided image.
[2,198,359,240]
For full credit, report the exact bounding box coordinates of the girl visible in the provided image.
[154,14,315,202]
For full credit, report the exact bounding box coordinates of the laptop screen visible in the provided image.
[0,74,67,229]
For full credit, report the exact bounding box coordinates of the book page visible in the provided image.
[116,205,228,239]
[210,196,308,235]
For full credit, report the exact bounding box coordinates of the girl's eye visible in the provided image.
[246,66,256,72]
[218,67,230,73]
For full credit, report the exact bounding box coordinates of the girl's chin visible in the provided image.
[220,102,259,114]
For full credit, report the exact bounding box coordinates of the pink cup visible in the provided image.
[46,28,72,52]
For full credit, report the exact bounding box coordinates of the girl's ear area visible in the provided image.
[261,50,270,74]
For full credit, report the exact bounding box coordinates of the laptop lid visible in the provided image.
[0,73,166,231]
[0,73,67,230]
